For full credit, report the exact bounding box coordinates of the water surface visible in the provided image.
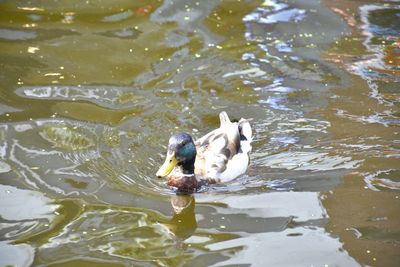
[0,0,399,266]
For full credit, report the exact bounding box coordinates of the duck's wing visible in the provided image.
[195,112,252,181]
[237,117,252,154]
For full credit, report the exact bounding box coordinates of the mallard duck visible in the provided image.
[156,111,252,192]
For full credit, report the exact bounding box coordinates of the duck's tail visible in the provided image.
[219,111,252,154]
[219,111,231,126]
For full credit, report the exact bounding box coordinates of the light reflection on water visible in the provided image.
[206,227,359,267]
[345,3,400,126]
[0,0,399,266]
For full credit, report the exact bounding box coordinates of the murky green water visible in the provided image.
[0,0,399,266]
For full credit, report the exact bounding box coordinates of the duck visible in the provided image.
[156,111,252,193]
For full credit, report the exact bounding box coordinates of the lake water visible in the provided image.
[0,0,399,266]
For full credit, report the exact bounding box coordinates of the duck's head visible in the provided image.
[156,133,197,178]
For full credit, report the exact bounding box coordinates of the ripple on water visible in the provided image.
[345,4,400,126]
[243,4,307,25]
[39,124,95,151]
[0,185,58,267]
[0,242,34,267]
[254,151,362,172]
[364,169,400,191]
[16,85,151,109]
[0,27,79,42]
[35,200,197,265]
[205,227,359,267]
[0,119,170,202]
[0,184,58,221]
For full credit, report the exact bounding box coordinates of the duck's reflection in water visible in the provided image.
[163,194,197,241]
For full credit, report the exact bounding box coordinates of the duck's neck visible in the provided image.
[178,157,195,175]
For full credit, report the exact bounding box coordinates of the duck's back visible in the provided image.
[194,112,252,182]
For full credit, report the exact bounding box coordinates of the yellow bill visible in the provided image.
[156,151,178,178]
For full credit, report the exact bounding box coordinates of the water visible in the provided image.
[0,0,399,266]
